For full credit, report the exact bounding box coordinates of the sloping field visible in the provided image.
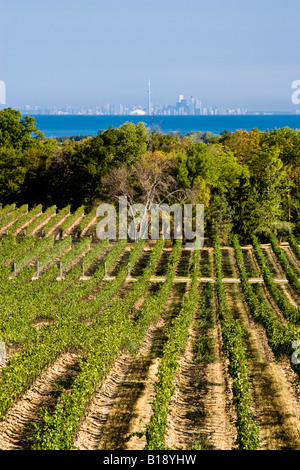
[0,204,300,450]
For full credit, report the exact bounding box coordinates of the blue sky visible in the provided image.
[1,0,300,111]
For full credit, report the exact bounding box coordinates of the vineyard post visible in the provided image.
[37,260,39,278]
[59,262,62,278]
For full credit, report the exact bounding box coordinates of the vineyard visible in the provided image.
[0,203,300,450]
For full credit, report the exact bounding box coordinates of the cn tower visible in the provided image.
[147,79,152,115]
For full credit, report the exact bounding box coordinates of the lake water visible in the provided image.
[31,114,300,138]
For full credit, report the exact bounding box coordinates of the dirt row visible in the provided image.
[0,351,81,450]
[164,310,236,450]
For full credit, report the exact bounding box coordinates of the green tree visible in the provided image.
[260,127,300,223]
[174,152,190,188]
[185,142,216,186]
[230,174,260,242]
[219,128,262,164]
[95,121,148,167]
[248,148,286,228]
[0,147,26,202]
[0,108,44,150]
[209,144,245,194]
[208,194,234,245]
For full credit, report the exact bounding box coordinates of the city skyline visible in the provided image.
[16,86,250,116]
[15,81,292,116]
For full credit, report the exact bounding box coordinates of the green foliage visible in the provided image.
[0,147,27,203]
[252,234,300,324]
[6,204,42,236]
[208,194,234,245]
[194,282,216,363]
[0,204,28,232]
[185,130,220,143]
[25,205,57,236]
[233,234,300,362]
[269,232,300,296]
[144,246,199,449]
[59,205,85,237]
[289,233,300,261]
[0,108,44,150]
[42,205,71,236]
[214,236,261,450]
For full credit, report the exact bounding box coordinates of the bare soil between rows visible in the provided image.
[0,351,81,450]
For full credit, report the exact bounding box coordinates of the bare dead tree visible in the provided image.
[101,151,192,239]
[133,152,178,209]
[101,164,135,205]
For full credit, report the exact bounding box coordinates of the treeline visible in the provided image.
[0,107,299,244]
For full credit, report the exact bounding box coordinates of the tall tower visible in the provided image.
[148,79,152,115]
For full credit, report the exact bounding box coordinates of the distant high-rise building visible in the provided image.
[195,98,202,115]
[189,96,196,115]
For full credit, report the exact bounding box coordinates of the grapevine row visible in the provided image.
[269,232,300,296]
[6,204,42,236]
[252,235,300,324]
[0,236,36,270]
[144,247,200,450]
[214,236,260,450]
[12,236,55,276]
[0,204,28,233]
[25,205,57,236]
[59,205,85,238]
[289,233,300,261]
[42,205,71,236]
[74,207,97,237]
[35,236,73,274]
[194,281,216,363]
[0,203,16,220]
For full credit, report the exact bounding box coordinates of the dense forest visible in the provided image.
[0,107,299,244]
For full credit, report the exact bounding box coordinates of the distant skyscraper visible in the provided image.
[189,96,196,115]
